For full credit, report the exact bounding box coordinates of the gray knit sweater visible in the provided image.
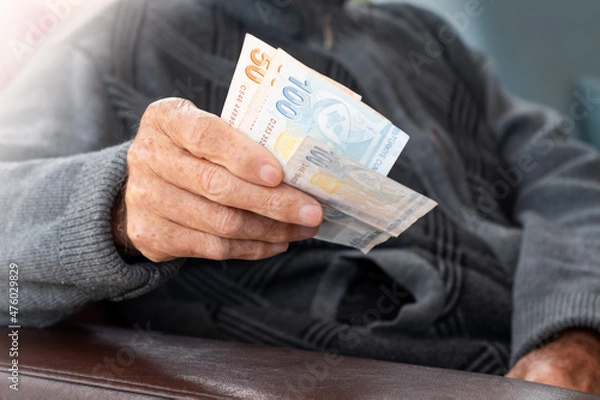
[1,0,599,373]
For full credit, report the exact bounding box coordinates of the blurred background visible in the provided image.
[1,0,600,146]
[0,0,96,90]
[385,0,600,147]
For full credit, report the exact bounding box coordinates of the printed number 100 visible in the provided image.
[276,77,313,121]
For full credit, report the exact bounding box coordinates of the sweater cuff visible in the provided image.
[511,292,600,365]
[511,213,600,365]
[59,141,184,301]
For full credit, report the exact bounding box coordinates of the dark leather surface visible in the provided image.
[0,325,597,399]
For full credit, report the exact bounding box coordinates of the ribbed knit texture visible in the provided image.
[1,0,599,374]
[58,143,183,300]
[0,0,184,327]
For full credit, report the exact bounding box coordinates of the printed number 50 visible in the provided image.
[245,49,272,85]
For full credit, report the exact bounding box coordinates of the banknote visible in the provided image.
[220,35,436,252]
[222,34,361,129]
[240,57,409,176]
[239,48,365,131]
[282,136,437,237]
[315,204,392,253]
[221,34,277,128]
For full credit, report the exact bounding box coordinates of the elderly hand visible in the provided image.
[111,98,323,262]
[506,329,600,394]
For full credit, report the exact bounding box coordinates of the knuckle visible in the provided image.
[128,218,166,262]
[126,142,142,167]
[199,164,231,199]
[256,219,288,243]
[147,97,192,119]
[177,240,199,258]
[146,99,162,114]
[126,211,157,248]
[274,227,295,243]
[140,101,160,126]
[125,181,151,208]
[128,134,154,169]
[126,217,148,250]
[213,207,244,238]
[142,97,196,141]
[205,239,232,261]
[264,192,293,217]
[170,97,196,111]
[181,109,217,148]
[242,242,277,260]
[140,100,167,132]
[250,245,273,260]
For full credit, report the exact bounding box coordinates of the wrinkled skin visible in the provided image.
[112,98,323,262]
[507,330,600,394]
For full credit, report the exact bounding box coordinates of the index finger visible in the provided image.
[149,97,283,187]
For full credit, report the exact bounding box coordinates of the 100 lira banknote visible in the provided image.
[240,52,408,176]
[222,34,360,130]
[283,137,437,251]
[221,34,436,252]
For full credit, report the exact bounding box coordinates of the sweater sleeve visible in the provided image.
[0,6,183,328]
[479,57,600,364]
[399,4,600,365]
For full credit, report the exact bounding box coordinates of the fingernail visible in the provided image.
[299,204,322,226]
[260,164,281,186]
[301,226,320,239]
